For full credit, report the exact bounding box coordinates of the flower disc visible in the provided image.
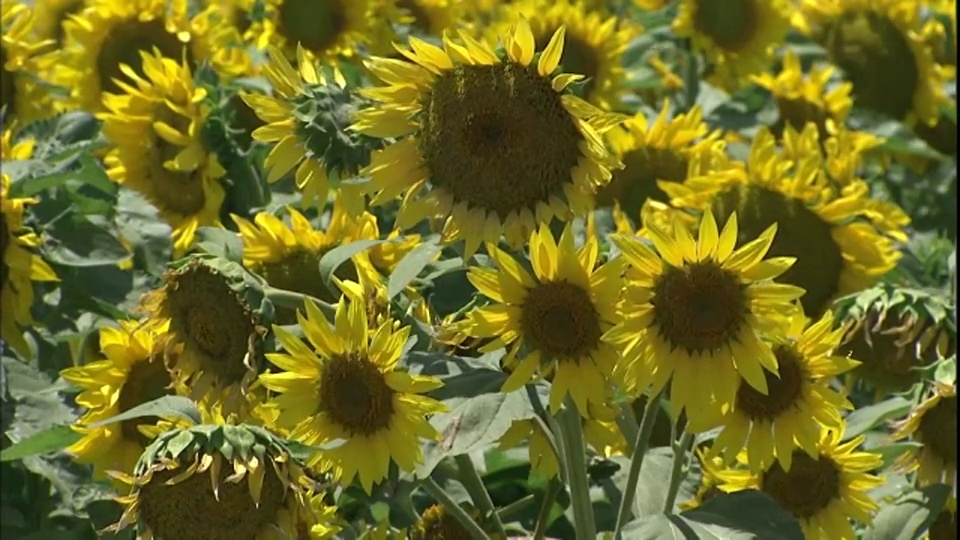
[894,384,958,487]
[761,451,842,518]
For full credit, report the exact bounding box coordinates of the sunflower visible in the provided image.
[679,449,727,511]
[715,424,883,540]
[352,211,427,278]
[751,50,854,141]
[243,45,368,211]
[658,124,907,317]
[709,311,859,474]
[0,127,34,161]
[49,0,246,113]
[803,0,951,127]
[59,320,184,481]
[673,0,793,91]
[1,173,58,358]
[893,383,958,488]
[396,0,469,37]
[140,257,266,418]
[595,102,727,230]
[109,423,315,540]
[32,0,85,46]
[98,50,226,256]
[258,292,447,493]
[1,2,55,126]
[486,0,641,110]
[251,0,396,62]
[412,503,489,540]
[353,20,625,257]
[232,204,379,321]
[603,207,804,433]
[458,223,622,415]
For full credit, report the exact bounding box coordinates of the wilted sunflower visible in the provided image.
[50,0,246,113]
[99,50,225,257]
[803,0,951,127]
[460,223,623,415]
[595,102,726,229]
[354,20,624,257]
[893,383,957,488]
[396,0,468,37]
[751,50,853,141]
[1,173,58,358]
[603,208,804,432]
[673,0,793,90]
[32,0,85,46]
[259,293,447,493]
[1,2,54,125]
[109,423,317,540]
[487,0,641,110]
[659,124,907,317]
[710,311,858,474]
[232,204,379,320]
[140,257,267,418]
[716,424,883,539]
[243,45,368,211]
[60,320,183,481]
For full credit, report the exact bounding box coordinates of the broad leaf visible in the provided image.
[0,425,82,462]
[865,484,952,540]
[87,395,201,428]
[387,237,441,300]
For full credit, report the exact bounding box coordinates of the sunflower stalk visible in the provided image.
[454,454,507,537]
[533,479,562,540]
[613,389,664,536]
[421,477,491,540]
[662,430,696,514]
[496,493,537,521]
[263,286,336,318]
[556,397,597,540]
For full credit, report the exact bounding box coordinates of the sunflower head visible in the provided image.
[354,19,626,257]
[110,423,312,540]
[412,503,487,540]
[396,0,470,37]
[893,382,958,487]
[806,0,951,126]
[1,2,56,125]
[838,284,956,397]
[140,256,270,418]
[679,448,727,511]
[32,0,85,46]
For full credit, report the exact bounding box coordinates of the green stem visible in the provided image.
[497,493,536,521]
[556,397,597,540]
[455,454,507,537]
[679,39,700,114]
[421,477,491,540]
[662,431,696,514]
[534,479,562,540]
[264,287,336,317]
[616,401,641,453]
[613,389,664,536]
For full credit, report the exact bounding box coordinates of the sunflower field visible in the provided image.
[1,0,957,538]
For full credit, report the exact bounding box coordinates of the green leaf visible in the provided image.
[318,239,388,287]
[842,397,913,441]
[403,351,508,402]
[387,237,441,300]
[603,448,702,518]
[934,355,956,385]
[871,441,924,470]
[195,227,244,263]
[0,425,83,462]
[43,215,130,267]
[865,484,952,540]
[621,491,804,540]
[87,396,202,428]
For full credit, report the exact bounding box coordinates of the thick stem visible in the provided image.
[556,397,597,540]
[421,477,491,540]
[264,287,336,317]
[613,389,665,536]
[662,431,696,514]
[497,493,537,521]
[616,402,641,453]
[534,478,562,540]
[455,454,507,537]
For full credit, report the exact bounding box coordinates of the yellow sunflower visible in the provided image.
[802,0,951,127]
[603,207,804,433]
[673,0,793,91]
[99,50,226,256]
[1,2,55,125]
[658,124,907,317]
[258,292,447,493]
[751,50,853,141]
[715,424,883,539]
[595,101,727,230]
[109,423,316,540]
[709,311,858,474]
[352,211,426,277]
[353,20,625,257]
[232,203,380,320]
[893,382,957,488]
[32,0,85,46]
[459,223,623,415]
[679,449,727,510]
[1,173,58,358]
[0,128,34,161]
[396,0,469,37]
[412,503,489,540]
[486,0,641,110]
[50,0,246,113]
[59,320,184,482]
[243,45,365,211]
[139,257,266,418]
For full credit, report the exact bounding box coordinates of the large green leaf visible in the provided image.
[42,215,130,267]
[403,351,508,402]
[601,448,702,519]
[387,237,441,299]
[843,397,913,441]
[195,226,244,264]
[0,426,82,462]
[87,395,202,428]
[318,239,389,287]
[865,484,952,540]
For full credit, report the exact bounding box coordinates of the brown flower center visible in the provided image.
[397,0,432,34]
[117,355,174,446]
[693,0,759,52]
[319,352,395,436]
[419,62,583,220]
[596,146,688,223]
[277,0,347,56]
[259,248,358,323]
[520,280,602,359]
[761,451,841,519]
[918,395,958,470]
[735,344,806,421]
[145,104,208,217]
[97,18,193,96]
[535,31,600,99]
